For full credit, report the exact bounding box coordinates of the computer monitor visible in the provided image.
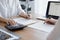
[46,1,60,19]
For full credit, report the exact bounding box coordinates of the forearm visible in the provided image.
[19,12,27,18]
[0,17,8,23]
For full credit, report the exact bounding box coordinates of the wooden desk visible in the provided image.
[14,27,48,40]
[0,23,48,40]
[0,18,48,40]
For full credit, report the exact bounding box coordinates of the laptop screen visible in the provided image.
[46,1,60,19]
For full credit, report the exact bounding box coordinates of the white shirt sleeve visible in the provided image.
[17,0,26,15]
[0,1,4,18]
[0,0,7,18]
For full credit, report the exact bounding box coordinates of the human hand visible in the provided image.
[19,13,32,19]
[7,19,16,26]
[25,14,32,19]
[44,18,56,25]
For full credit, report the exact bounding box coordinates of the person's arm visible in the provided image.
[17,0,31,19]
[0,13,8,24]
[0,1,16,25]
[0,17,8,23]
[0,17,16,25]
[19,12,30,19]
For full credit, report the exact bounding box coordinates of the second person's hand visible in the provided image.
[44,18,56,25]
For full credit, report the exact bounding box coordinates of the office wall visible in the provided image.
[34,0,59,18]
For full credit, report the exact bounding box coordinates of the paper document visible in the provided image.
[13,18,37,25]
[28,21,54,33]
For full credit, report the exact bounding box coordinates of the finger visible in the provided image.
[10,19,15,23]
[8,20,16,25]
[11,20,16,25]
[26,15,31,19]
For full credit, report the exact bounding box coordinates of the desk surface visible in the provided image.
[14,27,48,40]
[0,17,48,40]
[0,23,48,40]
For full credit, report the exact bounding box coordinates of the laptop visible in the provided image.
[47,18,60,40]
[46,1,60,19]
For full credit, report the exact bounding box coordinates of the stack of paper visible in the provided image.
[13,18,37,25]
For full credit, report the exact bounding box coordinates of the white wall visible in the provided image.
[34,0,59,18]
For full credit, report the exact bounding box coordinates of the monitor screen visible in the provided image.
[46,1,60,19]
[19,0,26,1]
